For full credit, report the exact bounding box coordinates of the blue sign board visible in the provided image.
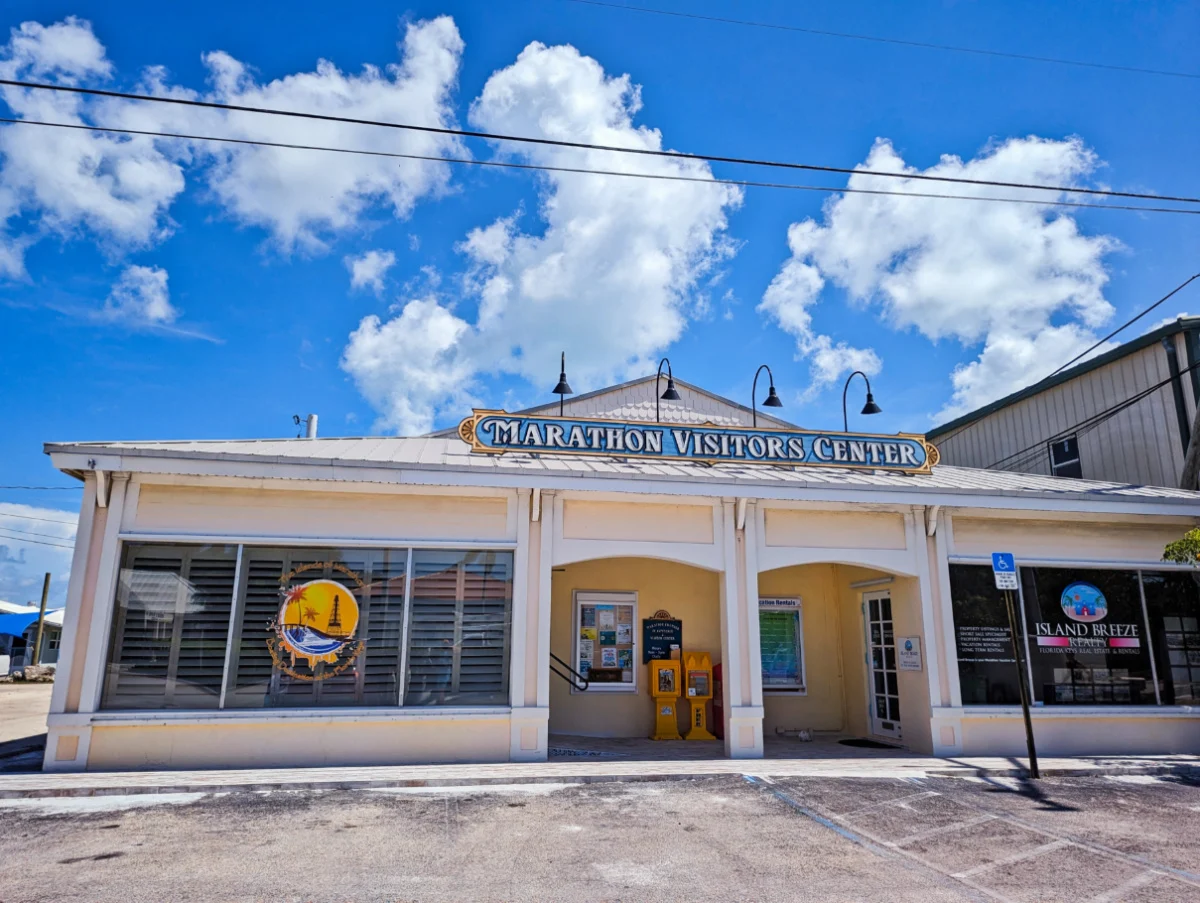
[991,552,1018,590]
[457,410,939,474]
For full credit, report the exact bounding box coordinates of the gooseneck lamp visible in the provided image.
[656,358,681,423]
[842,370,882,432]
[751,364,783,427]
[552,352,574,416]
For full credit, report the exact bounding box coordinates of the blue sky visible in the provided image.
[0,0,1197,602]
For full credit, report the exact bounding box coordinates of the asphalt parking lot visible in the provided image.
[1,772,1198,902]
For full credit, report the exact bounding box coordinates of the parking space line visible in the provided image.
[894,813,997,847]
[954,839,1070,879]
[1086,870,1162,903]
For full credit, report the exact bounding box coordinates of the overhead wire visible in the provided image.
[0,530,74,550]
[562,0,1200,81]
[1,117,1196,216]
[0,511,79,525]
[984,359,1200,472]
[0,485,82,491]
[2,78,1198,206]
[0,524,77,541]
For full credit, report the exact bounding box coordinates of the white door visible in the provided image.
[864,591,902,740]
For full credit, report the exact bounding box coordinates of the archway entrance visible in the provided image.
[547,557,722,756]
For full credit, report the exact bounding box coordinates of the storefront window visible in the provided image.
[403,550,513,706]
[101,542,513,711]
[1140,571,1200,705]
[949,565,1022,705]
[102,543,238,710]
[225,547,408,709]
[759,598,805,691]
[1020,567,1156,706]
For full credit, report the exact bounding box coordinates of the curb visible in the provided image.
[1,761,1196,799]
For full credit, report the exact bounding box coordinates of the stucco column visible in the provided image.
[718,498,764,758]
[508,489,553,761]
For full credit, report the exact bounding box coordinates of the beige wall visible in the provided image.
[133,484,511,542]
[764,510,906,551]
[959,715,1200,757]
[548,558,721,738]
[757,565,846,734]
[86,716,512,770]
[950,515,1193,562]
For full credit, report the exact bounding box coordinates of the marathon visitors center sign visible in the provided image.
[457,411,940,474]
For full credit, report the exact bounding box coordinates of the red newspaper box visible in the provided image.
[712,662,724,741]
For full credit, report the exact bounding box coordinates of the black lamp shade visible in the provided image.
[861,392,882,415]
[660,377,681,401]
[553,375,573,396]
[762,385,783,408]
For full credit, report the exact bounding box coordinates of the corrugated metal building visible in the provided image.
[928,317,1200,488]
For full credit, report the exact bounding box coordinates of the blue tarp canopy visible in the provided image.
[0,612,42,638]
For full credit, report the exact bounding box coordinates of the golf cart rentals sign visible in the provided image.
[457,411,939,474]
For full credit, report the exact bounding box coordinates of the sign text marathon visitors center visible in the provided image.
[40,376,1200,771]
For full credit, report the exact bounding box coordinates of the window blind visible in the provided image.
[101,544,237,710]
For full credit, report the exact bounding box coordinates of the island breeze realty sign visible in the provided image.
[457,411,939,474]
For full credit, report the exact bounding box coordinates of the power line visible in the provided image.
[1047,273,1200,378]
[0,523,76,541]
[985,359,1199,471]
[0,511,78,525]
[563,0,1200,81]
[0,485,82,491]
[0,529,74,550]
[3,78,1198,206]
[2,117,1196,216]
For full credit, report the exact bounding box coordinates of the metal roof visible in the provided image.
[43,435,1200,506]
[928,315,1200,440]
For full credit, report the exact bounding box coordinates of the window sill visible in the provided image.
[934,705,1200,720]
[54,706,514,729]
[763,688,807,696]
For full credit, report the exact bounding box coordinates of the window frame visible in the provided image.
[99,538,516,713]
[946,558,1200,711]
[758,597,807,695]
[1048,434,1083,478]
[572,590,638,694]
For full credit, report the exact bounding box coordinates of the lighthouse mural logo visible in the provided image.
[268,566,366,681]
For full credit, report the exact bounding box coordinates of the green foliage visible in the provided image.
[1163,528,1200,565]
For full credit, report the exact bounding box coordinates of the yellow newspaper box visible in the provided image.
[683,651,716,741]
[649,659,682,741]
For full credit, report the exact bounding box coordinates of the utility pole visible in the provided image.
[32,572,50,666]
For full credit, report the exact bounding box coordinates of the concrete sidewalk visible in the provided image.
[2,752,1197,798]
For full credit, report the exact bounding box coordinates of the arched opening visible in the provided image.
[548,557,722,748]
[758,562,932,754]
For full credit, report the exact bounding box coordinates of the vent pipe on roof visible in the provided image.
[293,414,318,438]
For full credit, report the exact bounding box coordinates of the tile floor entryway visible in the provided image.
[548,732,915,761]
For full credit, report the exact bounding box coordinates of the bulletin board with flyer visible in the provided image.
[574,593,637,691]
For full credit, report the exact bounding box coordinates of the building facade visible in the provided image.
[929,317,1200,488]
[40,381,1200,772]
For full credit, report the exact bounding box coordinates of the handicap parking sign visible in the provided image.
[991,552,1018,590]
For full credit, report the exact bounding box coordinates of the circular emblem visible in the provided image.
[904,640,913,652]
[274,579,362,671]
[1060,582,1107,623]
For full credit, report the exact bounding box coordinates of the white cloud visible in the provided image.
[0,17,186,277]
[759,137,1120,419]
[0,504,78,606]
[102,264,177,324]
[0,15,465,278]
[183,16,465,252]
[342,41,741,434]
[345,249,396,293]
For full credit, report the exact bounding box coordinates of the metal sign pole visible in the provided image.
[1003,588,1039,779]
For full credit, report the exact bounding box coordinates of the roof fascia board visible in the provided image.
[928,317,1200,439]
[46,448,1200,517]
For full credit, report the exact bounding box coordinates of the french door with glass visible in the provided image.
[864,591,902,740]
